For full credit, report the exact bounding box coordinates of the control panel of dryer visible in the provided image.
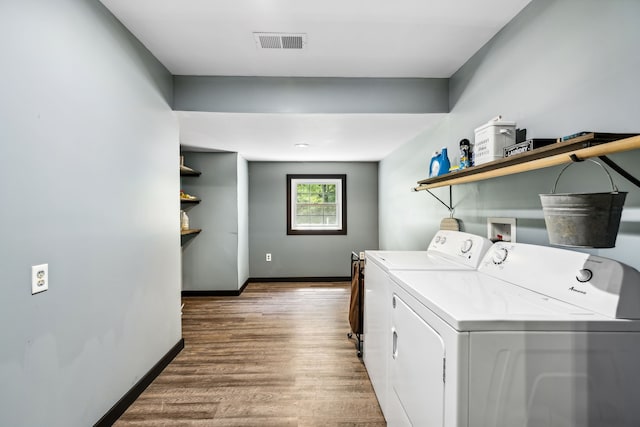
[479,242,640,319]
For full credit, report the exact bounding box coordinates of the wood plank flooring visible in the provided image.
[115,282,385,426]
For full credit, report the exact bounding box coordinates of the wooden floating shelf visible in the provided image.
[180,198,201,205]
[415,134,640,190]
[180,228,201,246]
[180,228,202,237]
[180,166,201,176]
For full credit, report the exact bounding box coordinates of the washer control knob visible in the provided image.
[434,236,441,243]
[440,236,447,245]
[461,239,473,253]
[576,269,593,283]
[492,247,508,265]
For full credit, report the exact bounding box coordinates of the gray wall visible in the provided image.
[174,76,449,114]
[181,152,248,291]
[249,162,379,278]
[0,1,181,426]
[379,0,640,269]
[237,155,250,286]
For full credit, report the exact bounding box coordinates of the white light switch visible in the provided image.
[32,264,48,294]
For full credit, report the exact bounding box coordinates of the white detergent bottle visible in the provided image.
[180,210,189,231]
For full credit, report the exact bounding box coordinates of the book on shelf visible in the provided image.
[558,132,638,144]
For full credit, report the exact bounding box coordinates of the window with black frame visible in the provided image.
[286,174,347,235]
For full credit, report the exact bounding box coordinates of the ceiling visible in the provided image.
[177,112,446,161]
[101,0,532,161]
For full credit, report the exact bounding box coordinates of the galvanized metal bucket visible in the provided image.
[539,159,627,248]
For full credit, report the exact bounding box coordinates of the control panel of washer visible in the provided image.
[427,230,493,268]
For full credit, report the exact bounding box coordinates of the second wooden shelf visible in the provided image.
[415,134,640,190]
[180,198,201,205]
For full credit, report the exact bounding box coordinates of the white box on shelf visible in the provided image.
[473,118,516,165]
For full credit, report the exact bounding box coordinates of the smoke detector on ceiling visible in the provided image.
[253,33,307,50]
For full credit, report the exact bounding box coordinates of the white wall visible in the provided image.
[0,1,181,426]
[380,0,640,269]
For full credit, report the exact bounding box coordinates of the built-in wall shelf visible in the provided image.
[180,228,201,245]
[180,198,201,205]
[414,134,640,191]
[180,166,201,177]
[180,157,202,246]
[181,228,202,237]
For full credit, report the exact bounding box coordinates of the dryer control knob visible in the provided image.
[461,239,473,253]
[576,269,593,283]
[492,247,508,265]
[440,236,447,245]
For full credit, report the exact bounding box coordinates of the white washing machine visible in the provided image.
[363,230,493,418]
[388,241,640,427]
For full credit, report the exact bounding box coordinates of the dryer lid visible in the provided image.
[478,242,640,319]
[390,269,640,332]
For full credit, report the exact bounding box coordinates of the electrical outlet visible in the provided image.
[359,252,365,260]
[32,264,48,294]
[266,253,272,262]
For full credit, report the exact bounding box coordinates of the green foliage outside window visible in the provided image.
[295,183,338,226]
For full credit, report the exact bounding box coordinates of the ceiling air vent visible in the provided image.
[253,33,307,50]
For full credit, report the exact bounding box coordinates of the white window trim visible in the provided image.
[290,178,343,231]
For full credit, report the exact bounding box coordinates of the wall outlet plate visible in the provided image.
[266,253,272,262]
[32,264,48,294]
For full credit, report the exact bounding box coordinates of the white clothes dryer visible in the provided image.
[388,241,640,427]
[363,230,493,418]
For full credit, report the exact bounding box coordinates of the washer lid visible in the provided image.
[365,250,473,272]
[366,230,493,272]
[390,270,640,332]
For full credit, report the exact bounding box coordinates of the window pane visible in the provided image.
[296,215,326,226]
[325,216,337,225]
[297,184,309,193]
[307,216,324,225]
[309,205,323,215]
[296,205,309,215]
[296,193,309,203]
[324,205,336,216]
